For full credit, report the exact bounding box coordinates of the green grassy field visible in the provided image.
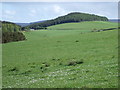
[2,21,118,88]
[48,21,118,30]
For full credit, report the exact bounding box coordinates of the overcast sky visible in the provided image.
[0,2,118,23]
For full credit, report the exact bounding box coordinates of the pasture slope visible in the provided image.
[2,21,118,88]
[47,21,118,30]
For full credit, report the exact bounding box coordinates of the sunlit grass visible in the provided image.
[2,21,118,88]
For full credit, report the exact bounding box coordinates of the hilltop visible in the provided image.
[24,12,108,30]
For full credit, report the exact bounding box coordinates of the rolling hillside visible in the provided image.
[2,21,118,88]
[47,21,118,31]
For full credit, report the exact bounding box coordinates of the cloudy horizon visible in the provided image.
[0,2,118,23]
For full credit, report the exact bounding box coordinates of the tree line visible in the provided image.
[1,21,26,43]
[2,21,21,32]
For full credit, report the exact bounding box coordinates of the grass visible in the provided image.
[48,21,118,31]
[0,44,2,89]
[2,21,118,88]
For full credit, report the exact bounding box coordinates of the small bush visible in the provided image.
[67,60,83,66]
[52,58,60,61]
[59,62,62,65]
[42,62,50,67]
[111,56,115,58]
[30,65,36,68]
[21,70,32,75]
[45,63,50,67]
[86,70,89,73]
[52,58,56,60]
[57,41,61,42]
[40,66,43,69]
[40,63,49,72]
[8,67,18,72]
[67,61,77,66]
[75,40,79,42]
[41,67,47,72]
[68,77,76,80]
[76,61,83,64]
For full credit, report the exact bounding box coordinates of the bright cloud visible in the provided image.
[53,5,67,15]
[29,9,37,16]
[4,10,16,15]
[2,10,16,20]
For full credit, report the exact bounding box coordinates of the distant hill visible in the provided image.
[16,20,46,27]
[30,20,46,24]
[16,23,30,27]
[24,12,108,30]
[109,19,120,23]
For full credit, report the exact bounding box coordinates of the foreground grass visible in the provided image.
[2,28,118,88]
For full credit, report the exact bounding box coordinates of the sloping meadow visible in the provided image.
[2,21,118,88]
